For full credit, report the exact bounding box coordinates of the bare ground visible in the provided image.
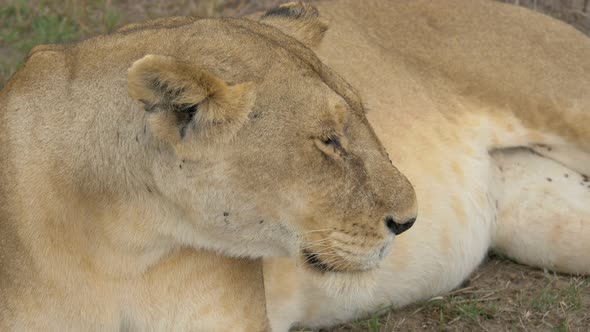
[318,254,590,332]
[0,1,588,331]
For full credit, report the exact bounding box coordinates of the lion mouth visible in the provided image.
[302,249,340,273]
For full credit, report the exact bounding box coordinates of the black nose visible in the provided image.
[385,216,415,235]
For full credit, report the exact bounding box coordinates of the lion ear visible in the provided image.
[260,2,328,48]
[128,54,254,144]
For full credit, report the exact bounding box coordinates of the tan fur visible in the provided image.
[0,2,418,330]
[258,0,590,330]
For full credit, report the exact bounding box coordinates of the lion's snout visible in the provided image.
[384,215,416,235]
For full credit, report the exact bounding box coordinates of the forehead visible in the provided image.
[217,18,365,115]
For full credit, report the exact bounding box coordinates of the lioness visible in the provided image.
[0,1,417,331]
[258,0,590,330]
[1,0,588,331]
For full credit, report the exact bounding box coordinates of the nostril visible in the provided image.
[385,216,416,235]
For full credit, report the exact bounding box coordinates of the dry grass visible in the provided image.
[315,254,590,332]
[0,1,588,331]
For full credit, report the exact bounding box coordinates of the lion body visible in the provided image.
[263,0,590,330]
[0,0,589,331]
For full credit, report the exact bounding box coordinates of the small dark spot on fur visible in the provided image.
[135,135,139,143]
[179,164,182,169]
[495,200,499,209]
[146,186,153,193]
[223,212,230,217]
[583,174,589,182]
[564,173,569,178]
[547,177,552,182]
[259,220,264,224]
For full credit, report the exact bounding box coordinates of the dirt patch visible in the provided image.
[321,254,590,332]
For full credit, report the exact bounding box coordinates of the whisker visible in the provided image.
[302,228,335,235]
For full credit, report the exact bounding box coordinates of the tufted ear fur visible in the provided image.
[128,54,254,145]
[260,2,328,48]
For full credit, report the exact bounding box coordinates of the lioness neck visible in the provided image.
[1,44,189,278]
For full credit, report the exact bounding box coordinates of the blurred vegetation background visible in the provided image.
[0,0,291,85]
[0,0,588,87]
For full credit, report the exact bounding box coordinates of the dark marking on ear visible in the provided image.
[176,103,199,139]
[223,212,230,217]
[149,77,176,97]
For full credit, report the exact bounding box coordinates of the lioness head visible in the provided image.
[126,3,417,272]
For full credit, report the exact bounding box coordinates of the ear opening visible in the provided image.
[128,54,254,144]
[260,2,328,48]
